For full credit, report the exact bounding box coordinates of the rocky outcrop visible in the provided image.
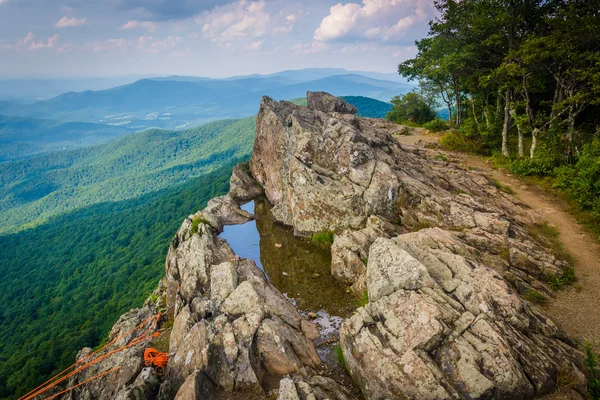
[340,234,585,399]
[306,91,358,115]
[61,92,584,400]
[250,94,569,296]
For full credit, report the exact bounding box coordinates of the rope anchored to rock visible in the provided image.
[20,312,163,400]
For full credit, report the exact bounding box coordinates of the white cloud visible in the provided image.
[199,0,271,43]
[291,40,327,55]
[85,38,130,52]
[120,20,158,32]
[55,16,87,28]
[247,40,263,50]
[314,0,435,44]
[1,32,60,50]
[273,13,296,34]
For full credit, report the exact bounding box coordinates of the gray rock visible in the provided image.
[229,163,263,204]
[306,91,357,114]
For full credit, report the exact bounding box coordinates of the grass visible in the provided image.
[528,222,576,289]
[491,178,515,195]
[311,230,335,246]
[334,343,347,371]
[357,290,369,307]
[434,153,449,162]
[522,290,548,304]
[498,247,510,262]
[191,215,210,235]
[411,220,433,232]
[585,341,600,399]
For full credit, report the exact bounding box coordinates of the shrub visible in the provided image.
[555,139,600,212]
[311,230,335,246]
[439,131,489,155]
[423,118,449,132]
[386,92,436,125]
[586,342,600,399]
[191,215,209,234]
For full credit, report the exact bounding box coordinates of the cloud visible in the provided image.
[55,16,87,28]
[199,0,270,43]
[273,13,295,34]
[84,38,130,52]
[314,0,435,44]
[247,39,263,50]
[291,40,327,55]
[114,0,239,21]
[120,20,158,32]
[1,32,60,50]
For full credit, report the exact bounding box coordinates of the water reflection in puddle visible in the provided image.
[219,198,356,353]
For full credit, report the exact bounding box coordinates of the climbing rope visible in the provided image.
[144,348,169,376]
[20,312,162,400]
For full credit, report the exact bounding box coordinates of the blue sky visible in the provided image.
[0,0,437,78]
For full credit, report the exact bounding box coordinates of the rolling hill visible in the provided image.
[0,117,256,233]
[0,114,131,161]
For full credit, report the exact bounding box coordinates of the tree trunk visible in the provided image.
[530,128,539,158]
[495,88,503,127]
[470,92,479,128]
[510,109,524,157]
[502,87,511,157]
[455,89,462,128]
[567,103,576,163]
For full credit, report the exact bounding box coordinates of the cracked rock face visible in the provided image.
[339,234,585,400]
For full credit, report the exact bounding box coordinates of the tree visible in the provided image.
[386,92,437,125]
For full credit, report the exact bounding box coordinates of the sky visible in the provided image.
[0,0,437,78]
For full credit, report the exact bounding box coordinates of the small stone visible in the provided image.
[275,243,283,248]
[312,273,320,278]
[282,271,289,276]
[307,312,317,319]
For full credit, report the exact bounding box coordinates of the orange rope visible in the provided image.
[19,312,160,400]
[144,348,169,376]
[44,367,120,400]
[21,313,161,400]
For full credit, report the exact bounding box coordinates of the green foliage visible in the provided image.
[0,161,241,399]
[386,92,436,125]
[288,97,307,106]
[439,131,489,155]
[490,178,515,195]
[555,139,600,224]
[0,117,256,234]
[334,343,347,371]
[423,118,449,132]
[585,342,600,400]
[340,96,392,118]
[522,290,547,304]
[357,290,369,307]
[311,231,335,246]
[191,215,209,234]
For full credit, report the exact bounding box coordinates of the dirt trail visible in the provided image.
[396,129,600,347]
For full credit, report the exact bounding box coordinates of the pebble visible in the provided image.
[275,243,282,248]
[308,312,317,319]
[312,273,320,278]
[282,271,289,276]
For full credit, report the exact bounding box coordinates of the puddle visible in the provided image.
[220,197,356,331]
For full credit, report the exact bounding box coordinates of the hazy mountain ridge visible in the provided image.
[0,72,411,130]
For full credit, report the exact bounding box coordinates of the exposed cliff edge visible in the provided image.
[58,92,585,400]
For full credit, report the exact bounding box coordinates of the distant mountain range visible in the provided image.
[0,69,411,130]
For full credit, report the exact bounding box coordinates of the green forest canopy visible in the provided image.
[0,117,256,233]
[0,161,243,399]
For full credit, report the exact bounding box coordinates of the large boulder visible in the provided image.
[306,91,358,114]
[340,234,585,400]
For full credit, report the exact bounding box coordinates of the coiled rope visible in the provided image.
[144,348,169,376]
